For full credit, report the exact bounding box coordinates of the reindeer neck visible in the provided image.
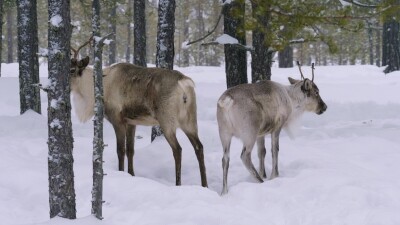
[70,67,95,122]
[285,83,307,116]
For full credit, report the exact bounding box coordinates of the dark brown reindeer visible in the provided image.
[69,40,208,187]
[217,62,327,194]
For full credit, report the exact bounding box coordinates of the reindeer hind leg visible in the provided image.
[241,141,264,183]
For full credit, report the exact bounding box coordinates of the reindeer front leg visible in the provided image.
[112,123,126,172]
[270,129,281,179]
[126,124,136,176]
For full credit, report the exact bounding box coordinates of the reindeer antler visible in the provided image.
[296,61,305,80]
[71,35,93,59]
[311,63,315,82]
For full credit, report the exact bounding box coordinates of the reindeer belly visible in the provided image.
[123,105,159,126]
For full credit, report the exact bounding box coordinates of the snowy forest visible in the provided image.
[1,0,400,225]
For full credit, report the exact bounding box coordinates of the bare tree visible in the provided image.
[108,0,117,65]
[47,0,76,219]
[17,0,41,114]
[125,0,132,63]
[91,0,108,219]
[134,0,147,67]
[0,0,3,77]
[152,0,175,141]
[223,0,247,88]
[6,5,14,63]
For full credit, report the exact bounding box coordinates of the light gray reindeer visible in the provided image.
[217,62,327,194]
[69,41,207,187]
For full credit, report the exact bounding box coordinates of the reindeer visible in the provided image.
[217,62,327,194]
[69,41,208,187]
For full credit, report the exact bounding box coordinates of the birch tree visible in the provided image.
[17,0,41,114]
[47,0,76,219]
[151,0,175,141]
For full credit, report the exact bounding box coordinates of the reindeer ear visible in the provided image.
[288,77,299,84]
[71,58,77,65]
[303,79,312,91]
[79,56,90,68]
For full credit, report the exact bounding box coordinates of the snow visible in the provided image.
[49,15,63,27]
[1,63,400,225]
[215,34,239,44]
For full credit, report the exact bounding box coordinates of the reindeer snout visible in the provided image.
[318,102,327,115]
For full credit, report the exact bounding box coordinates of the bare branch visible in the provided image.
[94,32,114,47]
[339,0,379,8]
[186,8,223,46]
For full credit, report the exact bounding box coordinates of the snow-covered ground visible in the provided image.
[1,62,400,225]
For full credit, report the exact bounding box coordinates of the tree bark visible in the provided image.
[152,0,175,142]
[251,0,271,82]
[181,0,189,67]
[375,22,381,67]
[17,0,41,114]
[367,22,374,65]
[382,19,400,73]
[134,0,147,67]
[278,46,293,68]
[92,0,105,219]
[47,0,76,219]
[223,0,247,88]
[108,1,117,66]
[196,1,205,66]
[0,0,3,77]
[6,7,14,63]
[126,0,132,63]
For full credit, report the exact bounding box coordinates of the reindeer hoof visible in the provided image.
[269,172,279,180]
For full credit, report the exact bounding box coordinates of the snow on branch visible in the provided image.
[200,34,254,52]
[50,15,63,27]
[215,34,239,44]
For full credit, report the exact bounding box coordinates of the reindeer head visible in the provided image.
[70,56,90,77]
[70,36,92,77]
[289,62,327,115]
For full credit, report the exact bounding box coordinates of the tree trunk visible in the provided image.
[367,22,374,65]
[223,0,247,88]
[382,19,400,73]
[92,0,105,219]
[251,0,271,83]
[278,46,293,68]
[152,0,175,142]
[126,0,132,63]
[0,0,3,77]
[6,7,14,63]
[375,22,381,67]
[17,0,41,114]
[47,0,76,219]
[134,0,147,67]
[196,1,205,66]
[181,0,189,67]
[108,1,117,66]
